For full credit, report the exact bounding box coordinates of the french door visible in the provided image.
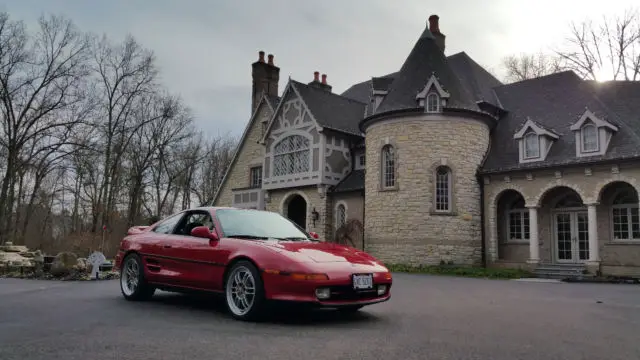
[554,211,589,263]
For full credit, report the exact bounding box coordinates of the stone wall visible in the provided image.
[266,186,331,240]
[484,162,640,276]
[363,114,490,266]
[214,100,272,207]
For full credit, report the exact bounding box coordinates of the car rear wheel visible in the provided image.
[224,260,265,321]
[120,253,155,301]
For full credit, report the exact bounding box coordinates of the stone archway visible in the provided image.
[285,194,307,230]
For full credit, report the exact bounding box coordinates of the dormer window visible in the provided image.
[523,132,540,159]
[513,118,559,163]
[416,73,449,112]
[426,93,440,112]
[570,109,618,157]
[581,123,598,152]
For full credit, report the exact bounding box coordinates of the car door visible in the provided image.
[141,212,187,284]
[162,210,228,291]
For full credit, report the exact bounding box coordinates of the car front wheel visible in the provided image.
[224,260,265,321]
[120,253,155,301]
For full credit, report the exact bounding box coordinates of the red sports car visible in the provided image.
[114,207,392,321]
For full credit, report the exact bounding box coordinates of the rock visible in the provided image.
[74,258,90,273]
[0,251,33,267]
[0,242,29,253]
[50,252,79,277]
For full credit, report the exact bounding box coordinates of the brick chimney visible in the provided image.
[251,51,280,114]
[428,15,445,53]
[308,71,332,92]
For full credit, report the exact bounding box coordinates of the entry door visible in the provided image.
[554,211,589,263]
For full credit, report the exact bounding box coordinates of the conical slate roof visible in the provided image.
[375,25,479,114]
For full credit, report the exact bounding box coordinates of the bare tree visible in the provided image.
[125,92,192,226]
[501,52,564,82]
[89,34,159,232]
[555,8,640,80]
[0,13,90,244]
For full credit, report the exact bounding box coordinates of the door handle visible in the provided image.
[163,244,172,248]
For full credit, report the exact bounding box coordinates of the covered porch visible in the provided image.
[491,181,640,274]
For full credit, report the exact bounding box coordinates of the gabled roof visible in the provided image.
[513,118,560,139]
[374,28,478,114]
[331,169,365,193]
[291,80,366,136]
[210,94,276,205]
[481,71,640,173]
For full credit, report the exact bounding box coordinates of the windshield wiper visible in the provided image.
[278,237,310,241]
[226,234,269,240]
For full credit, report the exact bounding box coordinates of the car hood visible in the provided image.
[257,240,379,264]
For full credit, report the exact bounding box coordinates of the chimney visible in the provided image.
[308,71,332,92]
[252,50,280,114]
[428,15,446,53]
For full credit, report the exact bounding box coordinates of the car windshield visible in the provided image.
[216,209,312,241]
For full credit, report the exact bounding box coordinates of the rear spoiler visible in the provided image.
[127,226,150,235]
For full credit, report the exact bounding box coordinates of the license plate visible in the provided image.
[352,274,373,290]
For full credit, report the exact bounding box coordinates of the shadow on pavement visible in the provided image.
[145,291,384,326]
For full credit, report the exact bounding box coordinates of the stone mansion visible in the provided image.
[212,14,640,277]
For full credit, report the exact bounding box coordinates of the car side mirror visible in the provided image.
[309,231,319,239]
[191,226,219,242]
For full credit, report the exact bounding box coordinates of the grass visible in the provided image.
[386,263,534,280]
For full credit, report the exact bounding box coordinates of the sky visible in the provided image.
[2,0,638,140]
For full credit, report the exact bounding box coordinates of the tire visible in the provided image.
[120,253,155,301]
[224,260,266,321]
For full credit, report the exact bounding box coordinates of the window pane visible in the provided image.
[435,167,450,211]
[383,146,395,187]
[613,208,629,239]
[524,133,539,158]
[582,125,598,151]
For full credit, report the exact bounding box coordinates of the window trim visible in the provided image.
[434,166,452,213]
[505,208,530,244]
[272,134,311,177]
[580,124,599,153]
[249,166,262,188]
[426,93,440,113]
[380,144,396,190]
[610,188,640,243]
[523,132,540,159]
[334,201,348,229]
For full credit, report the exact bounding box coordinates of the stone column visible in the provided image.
[527,206,540,263]
[587,203,600,263]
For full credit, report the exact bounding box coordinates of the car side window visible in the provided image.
[173,211,215,237]
[152,213,185,234]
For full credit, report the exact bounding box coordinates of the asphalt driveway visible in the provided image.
[1,274,639,360]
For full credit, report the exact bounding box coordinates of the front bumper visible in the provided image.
[262,270,392,307]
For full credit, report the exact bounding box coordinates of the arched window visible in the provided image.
[524,132,539,159]
[273,135,310,176]
[335,203,346,228]
[381,145,395,188]
[507,197,529,241]
[426,93,440,112]
[581,124,598,152]
[611,188,640,241]
[435,166,452,212]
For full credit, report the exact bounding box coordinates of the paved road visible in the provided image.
[1,274,639,360]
